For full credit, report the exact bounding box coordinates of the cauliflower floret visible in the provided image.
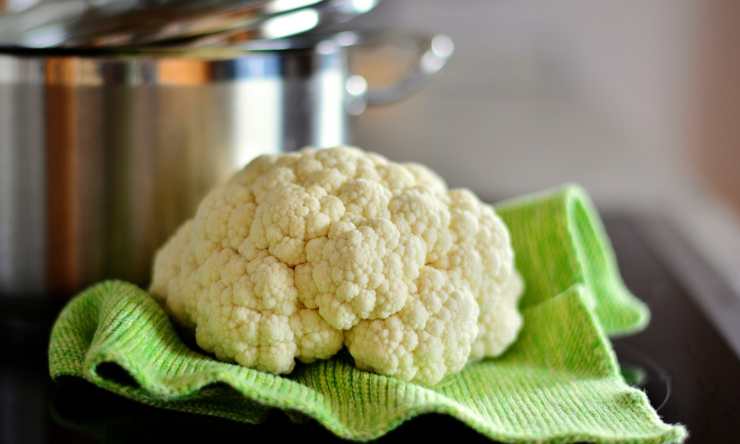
[295,218,426,330]
[150,220,197,327]
[345,267,479,385]
[441,190,525,360]
[150,146,522,382]
[189,247,342,373]
[469,271,524,360]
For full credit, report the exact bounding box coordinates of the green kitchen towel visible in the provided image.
[496,184,650,335]
[48,185,684,443]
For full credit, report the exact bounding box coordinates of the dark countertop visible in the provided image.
[2,214,739,443]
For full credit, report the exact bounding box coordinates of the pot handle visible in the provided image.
[336,30,454,115]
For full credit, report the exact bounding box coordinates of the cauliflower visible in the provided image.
[345,267,479,384]
[150,146,523,385]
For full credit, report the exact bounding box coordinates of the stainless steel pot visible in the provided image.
[0,31,453,296]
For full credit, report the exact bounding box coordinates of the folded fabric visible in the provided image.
[495,185,650,335]
[48,185,685,443]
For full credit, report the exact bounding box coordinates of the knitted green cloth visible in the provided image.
[48,185,685,443]
[495,185,650,335]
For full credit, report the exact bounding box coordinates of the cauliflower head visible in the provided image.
[150,146,523,385]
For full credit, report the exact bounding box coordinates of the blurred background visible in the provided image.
[352,0,740,300]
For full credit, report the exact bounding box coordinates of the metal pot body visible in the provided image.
[0,46,349,295]
[0,31,452,296]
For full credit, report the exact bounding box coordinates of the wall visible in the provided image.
[354,0,698,209]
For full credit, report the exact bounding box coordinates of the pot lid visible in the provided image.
[0,0,379,48]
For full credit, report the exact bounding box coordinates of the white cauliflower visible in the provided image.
[345,267,479,384]
[150,146,523,385]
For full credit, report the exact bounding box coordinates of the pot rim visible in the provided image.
[0,39,328,60]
